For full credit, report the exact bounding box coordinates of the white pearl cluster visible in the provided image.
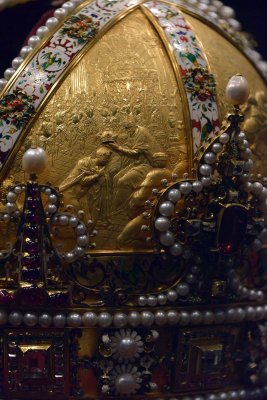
[228,269,265,303]
[2,304,267,328]
[137,260,202,306]
[0,0,84,92]
[155,385,267,400]
[154,181,203,255]
[51,213,90,262]
[40,185,60,215]
[3,184,26,218]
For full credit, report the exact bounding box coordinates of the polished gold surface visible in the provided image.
[9,9,189,251]
[184,14,267,121]
[242,91,267,175]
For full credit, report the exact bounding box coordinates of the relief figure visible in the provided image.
[105,115,166,212]
[59,146,112,225]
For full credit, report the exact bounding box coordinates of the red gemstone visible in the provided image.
[17,287,49,306]
[217,205,248,254]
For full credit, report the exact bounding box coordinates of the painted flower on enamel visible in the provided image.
[0,89,34,130]
[59,14,100,44]
[110,329,144,362]
[183,67,216,102]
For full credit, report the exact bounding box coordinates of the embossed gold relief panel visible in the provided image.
[8,9,190,252]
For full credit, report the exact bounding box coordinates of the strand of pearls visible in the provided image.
[155,385,267,400]
[2,303,267,328]
[0,0,84,92]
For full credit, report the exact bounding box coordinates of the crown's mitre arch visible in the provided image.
[0,1,267,399]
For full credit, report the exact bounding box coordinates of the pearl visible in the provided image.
[170,242,183,256]
[252,239,262,251]
[12,57,23,70]
[202,310,214,324]
[192,181,203,193]
[155,311,167,325]
[180,182,192,194]
[0,78,7,90]
[48,194,57,204]
[159,201,174,217]
[228,18,241,31]
[54,8,68,19]
[236,307,246,322]
[259,60,267,75]
[245,306,256,321]
[115,373,136,394]
[219,5,235,18]
[219,132,230,144]
[241,148,252,160]
[214,310,225,324]
[98,312,112,327]
[128,311,141,327]
[67,312,81,327]
[69,216,79,227]
[23,312,38,327]
[138,296,147,306]
[244,159,253,171]
[204,152,216,164]
[6,192,17,203]
[48,204,57,214]
[176,282,190,297]
[76,224,86,235]
[45,17,59,29]
[147,295,157,306]
[168,188,181,202]
[36,25,50,39]
[22,147,48,175]
[77,235,89,247]
[113,313,128,327]
[75,246,85,257]
[199,164,212,176]
[160,231,175,246]
[4,68,15,80]
[225,74,250,105]
[179,311,190,325]
[201,176,211,186]
[0,310,8,325]
[82,312,98,326]
[141,311,154,326]
[157,294,167,305]
[213,0,223,7]
[28,35,41,48]
[53,313,66,328]
[260,188,267,200]
[117,337,139,359]
[6,202,16,213]
[167,290,177,302]
[20,45,33,58]
[252,182,263,196]
[62,1,75,11]
[226,308,238,323]
[167,310,179,325]
[39,313,52,327]
[65,252,75,263]
[190,310,202,324]
[212,142,222,153]
[255,306,265,320]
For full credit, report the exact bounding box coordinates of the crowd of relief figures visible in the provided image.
[8,10,191,250]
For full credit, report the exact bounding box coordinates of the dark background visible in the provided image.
[0,0,266,75]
